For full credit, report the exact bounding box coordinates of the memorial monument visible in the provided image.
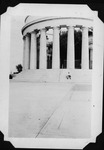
[15,10,93,83]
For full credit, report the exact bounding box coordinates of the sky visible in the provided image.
[10,16,25,73]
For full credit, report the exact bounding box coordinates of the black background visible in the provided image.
[0,0,104,150]
[0,0,104,23]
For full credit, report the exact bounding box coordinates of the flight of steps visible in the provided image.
[13,69,92,83]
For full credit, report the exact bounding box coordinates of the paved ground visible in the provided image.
[9,81,92,138]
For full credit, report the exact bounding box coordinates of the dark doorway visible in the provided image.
[74,28,82,69]
[60,31,67,69]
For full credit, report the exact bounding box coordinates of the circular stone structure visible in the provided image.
[19,13,93,82]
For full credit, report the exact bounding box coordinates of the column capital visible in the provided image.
[23,32,30,39]
[30,30,35,34]
[35,29,40,34]
[26,32,31,37]
[53,26,60,29]
[23,35,26,40]
[45,26,51,31]
[75,25,82,29]
[81,26,88,30]
[67,25,74,28]
[40,28,46,32]
[59,25,67,28]
[67,26,75,31]
[30,30,38,35]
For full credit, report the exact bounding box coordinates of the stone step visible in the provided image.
[12,69,92,83]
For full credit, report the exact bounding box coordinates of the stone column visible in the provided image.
[39,28,47,69]
[90,48,93,69]
[23,33,30,70]
[23,35,26,70]
[30,31,37,69]
[81,27,89,69]
[52,26,60,69]
[67,26,75,69]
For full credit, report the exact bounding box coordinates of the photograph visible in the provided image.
[9,14,93,138]
[0,3,103,149]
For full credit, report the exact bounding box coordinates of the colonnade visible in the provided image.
[23,26,92,70]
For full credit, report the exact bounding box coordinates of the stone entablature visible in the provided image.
[22,17,93,36]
